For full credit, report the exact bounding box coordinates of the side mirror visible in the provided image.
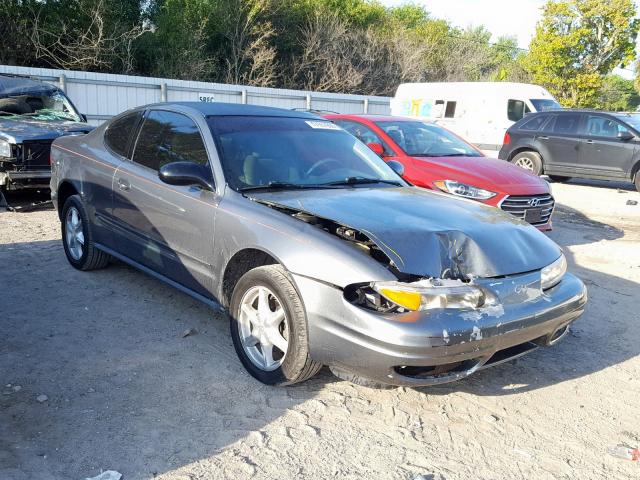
[159,161,215,191]
[367,142,385,157]
[617,131,634,141]
[386,160,405,177]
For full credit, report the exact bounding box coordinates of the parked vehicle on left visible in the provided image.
[50,102,586,388]
[0,74,92,205]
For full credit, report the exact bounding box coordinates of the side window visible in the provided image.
[444,101,457,118]
[585,115,630,139]
[519,114,547,131]
[133,110,209,171]
[104,111,142,158]
[547,114,581,135]
[507,99,526,122]
[334,120,392,154]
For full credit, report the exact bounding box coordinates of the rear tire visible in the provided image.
[229,265,322,386]
[511,151,543,176]
[548,175,571,183]
[61,195,111,271]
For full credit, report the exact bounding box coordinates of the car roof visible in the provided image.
[150,102,322,119]
[324,113,428,123]
[0,74,58,95]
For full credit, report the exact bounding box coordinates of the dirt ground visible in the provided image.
[1,180,639,480]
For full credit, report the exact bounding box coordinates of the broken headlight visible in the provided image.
[433,180,496,200]
[0,139,12,158]
[370,278,485,311]
[540,254,567,290]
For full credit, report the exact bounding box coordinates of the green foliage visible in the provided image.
[597,75,640,111]
[525,0,640,108]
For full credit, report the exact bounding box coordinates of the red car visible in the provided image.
[325,114,555,230]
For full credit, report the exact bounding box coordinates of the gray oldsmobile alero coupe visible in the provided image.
[50,103,587,387]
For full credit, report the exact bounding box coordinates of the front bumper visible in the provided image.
[294,272,587,387]
[0,169,51,189]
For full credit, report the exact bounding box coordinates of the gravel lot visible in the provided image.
[1,180,639,480]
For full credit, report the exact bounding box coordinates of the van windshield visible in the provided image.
[0,87,82,122]
[530,99,560,112]
[375,121,482,157]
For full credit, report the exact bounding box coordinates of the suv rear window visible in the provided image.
[519,114,547,131]
[105,111,142,158]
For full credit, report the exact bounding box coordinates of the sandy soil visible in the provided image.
[1,180,639,480]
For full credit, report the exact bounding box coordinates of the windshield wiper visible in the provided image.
[321,176,403,187]
[239,181,336,192]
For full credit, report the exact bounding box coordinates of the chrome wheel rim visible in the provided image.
[514,156,535,171]
[238,285,289,371]
[65,206,85,260]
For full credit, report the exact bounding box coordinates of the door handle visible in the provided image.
[117,178,130,191]
[538,135,549,140]
[585,139,594,144]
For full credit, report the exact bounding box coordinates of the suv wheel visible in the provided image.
[61,195,111,270]
[635,172,640,193]
[229,265,322,386]
[511,151,543,176]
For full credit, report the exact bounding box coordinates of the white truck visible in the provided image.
[390,82,560,156]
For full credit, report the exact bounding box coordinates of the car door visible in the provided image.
[579,114,636,179]
[535,112,583,175]
[89,109,143,249]
[111,109,218,299]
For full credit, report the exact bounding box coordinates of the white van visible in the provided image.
[390,82,560,156]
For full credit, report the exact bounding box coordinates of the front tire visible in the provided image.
[511,151,543,176]
[61,195,111,270]
[229,265,322,386]
[635,172,640,193]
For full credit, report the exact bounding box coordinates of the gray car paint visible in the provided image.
[50,102,587,386]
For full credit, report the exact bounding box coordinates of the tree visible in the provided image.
[597,74,640,111]
[525,0,640,107]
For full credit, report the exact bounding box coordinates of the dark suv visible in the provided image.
[0,74,92,205]
[498,109,640,192]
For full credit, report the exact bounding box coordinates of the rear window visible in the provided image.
[104,111,142,158]
[519,114,547,131]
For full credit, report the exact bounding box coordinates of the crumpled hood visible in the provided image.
[0,118,93,143]
[251,186,561,279]
[411,155,549,192]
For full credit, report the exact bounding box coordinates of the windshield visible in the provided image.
[0,88,82,122]
[208,116,405,190]
[375,121,482,157]
[530,98,560,112]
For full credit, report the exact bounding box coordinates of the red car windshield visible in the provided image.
[376,121,482,158]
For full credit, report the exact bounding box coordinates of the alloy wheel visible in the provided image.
[65,206,85,260]
[238,285,289,371]
[514,156,535,171]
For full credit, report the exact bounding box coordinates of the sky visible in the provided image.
[379,0,635,79]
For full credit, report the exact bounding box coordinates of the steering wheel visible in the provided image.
[305,158,342,177]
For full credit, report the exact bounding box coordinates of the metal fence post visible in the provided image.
[160,83,168,102]
[363,98,369,114]
[306,94,312,110]
[59,74,67,93]
[241,89,248,104]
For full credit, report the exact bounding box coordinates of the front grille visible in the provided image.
[500,194,555,226]
[20,140,52,171]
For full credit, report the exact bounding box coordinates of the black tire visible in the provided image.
[229,265,322,386]
[635,172,640,193]
[548,175,571,183]
[61,194,111,271]
[511,151,543,176]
